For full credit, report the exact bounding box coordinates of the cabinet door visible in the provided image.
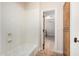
[64,31,70,56]
[63,2,70,56]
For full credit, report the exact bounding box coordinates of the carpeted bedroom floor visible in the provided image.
[36,36,63,56]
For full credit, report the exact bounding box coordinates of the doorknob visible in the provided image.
[74,37,79,43]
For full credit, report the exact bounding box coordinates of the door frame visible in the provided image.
[40,9,57,52]
[63,2,70,56]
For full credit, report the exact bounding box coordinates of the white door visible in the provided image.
[70,2,79,56]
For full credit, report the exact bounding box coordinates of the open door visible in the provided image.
[63,2,70,56]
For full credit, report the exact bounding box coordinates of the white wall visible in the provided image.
[0,2,40,56]
[45,17,55,36]
[0,2,64,55]
[40,2,64,53]
[70,2,79,56]
[56,5,64,53]
[44,11,55,36]
[0,2,2,54]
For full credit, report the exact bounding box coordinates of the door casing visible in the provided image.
[63,2,70,56]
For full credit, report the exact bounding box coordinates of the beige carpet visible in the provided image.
[36,36,63,56]
[36,49,63,56]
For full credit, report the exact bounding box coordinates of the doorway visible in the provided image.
[43,10,55,52]
[36,9,63,56]
[36,2,65,56]
[36,10,57,56]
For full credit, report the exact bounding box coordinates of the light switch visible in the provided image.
[8,33,12,36]
[8,33,12,43]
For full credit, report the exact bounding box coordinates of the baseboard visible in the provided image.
[29,45,40,56]
[54,50,63,56]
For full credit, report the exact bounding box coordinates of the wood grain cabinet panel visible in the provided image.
[63,2,70,56]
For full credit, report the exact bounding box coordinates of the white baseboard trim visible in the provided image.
[54,50,63,55]
[29,45,40,56]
